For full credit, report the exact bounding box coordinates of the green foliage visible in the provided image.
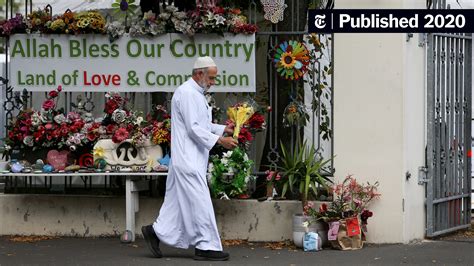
[304,33,333,140]
[209,147,254,198]
[277,140,332,206]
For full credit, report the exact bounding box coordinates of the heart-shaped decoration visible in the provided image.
[47,150,70,171]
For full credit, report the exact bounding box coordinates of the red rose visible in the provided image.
[105,100,118,114]
[60,125,69,136]
[212,6,225,14]
[33,131,43,141]
[106,124,116,134]
[238,127,253,143]
[23,118,32,126]
[73,120,84,129]
[48,90,58,98]
[57,85,62,92]
[87,122,99,132]
[248,113,265,129]
[42,99,55,110]
[87,132,97,142]
[52,129,60,138]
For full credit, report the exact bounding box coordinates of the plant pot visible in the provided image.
[292,214,329,248]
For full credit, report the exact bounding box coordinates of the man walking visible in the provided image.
[142,56,237,261]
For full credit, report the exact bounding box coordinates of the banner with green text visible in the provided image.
[9,33,256,92]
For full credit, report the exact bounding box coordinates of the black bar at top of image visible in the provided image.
[308,9,474,33]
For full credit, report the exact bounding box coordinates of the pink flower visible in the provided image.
[57,85,62,92]
[42,99,55,110]
[275,172,281,181]
[112,127,129,143]
[265,170,274,181]
[67,112,81,121]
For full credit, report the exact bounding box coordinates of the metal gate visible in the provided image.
[425,30,472,236]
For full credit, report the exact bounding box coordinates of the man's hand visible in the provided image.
[217,136,238,149]
[224,123,234,135]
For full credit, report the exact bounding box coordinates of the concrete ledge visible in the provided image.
[0,194,324,241]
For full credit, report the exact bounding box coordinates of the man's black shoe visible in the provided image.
[141,225,162,258]
[194,248,230,261]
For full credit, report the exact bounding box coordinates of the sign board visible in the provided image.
[9,33,256,92]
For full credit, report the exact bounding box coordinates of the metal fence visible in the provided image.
[425,0,472,237]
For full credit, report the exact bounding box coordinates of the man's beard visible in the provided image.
[198,77,211,91]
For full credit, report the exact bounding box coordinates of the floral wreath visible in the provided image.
[273,40,310,80]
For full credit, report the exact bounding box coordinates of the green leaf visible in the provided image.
[282,183,288,197]
[311,182,319,197]
[327,67,333,75]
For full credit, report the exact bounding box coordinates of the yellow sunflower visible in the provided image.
[279,52,297,69]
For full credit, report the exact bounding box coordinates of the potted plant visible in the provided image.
[277,140,332,247]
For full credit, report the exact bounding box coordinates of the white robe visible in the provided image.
[153,78,225,251]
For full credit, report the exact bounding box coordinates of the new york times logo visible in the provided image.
[308,9,474,33]
[314,14,326,29]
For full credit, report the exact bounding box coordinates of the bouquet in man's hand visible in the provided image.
[226,101,256,139]
[225,100,267,150]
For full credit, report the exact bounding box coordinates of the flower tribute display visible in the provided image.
[2,86,171,173]
[304,175,381,250]
[0,4,257,38]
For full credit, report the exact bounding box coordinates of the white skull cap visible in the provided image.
[193,56,217,69]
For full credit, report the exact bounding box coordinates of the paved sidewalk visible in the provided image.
[1,236,473,266]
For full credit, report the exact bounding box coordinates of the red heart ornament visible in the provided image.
[47,150,70,171]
